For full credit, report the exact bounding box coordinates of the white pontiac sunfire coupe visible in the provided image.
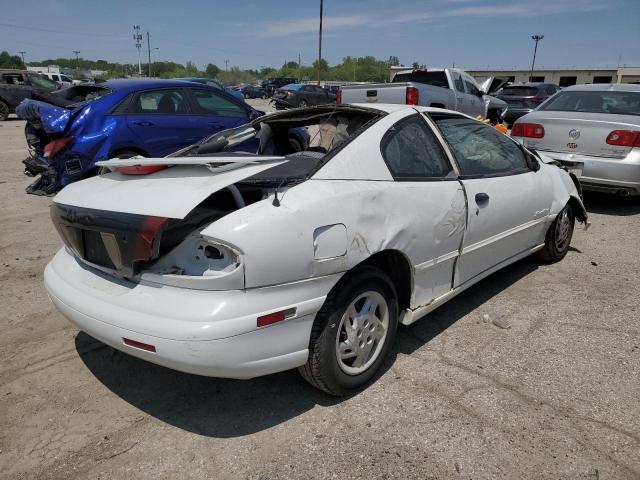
[45,104,588,395]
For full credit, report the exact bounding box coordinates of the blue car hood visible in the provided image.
[16,100,74,135]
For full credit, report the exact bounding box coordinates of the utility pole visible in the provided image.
[133,25,143,76]
[73,50,80,68]
[317,0,323,85]
[18,51,26,66]
[298,53,301,82]
[529,35,544,81]
[224,59,229,72]
[147,31,152,77]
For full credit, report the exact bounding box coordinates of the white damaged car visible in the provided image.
[45,104,588,395]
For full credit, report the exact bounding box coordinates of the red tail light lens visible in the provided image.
[44,136,75,159]
[406,86,419,105]
[286,90,297,97]
[123,338,156,352]
[511,122,545,139]
[336,89,342,104]
[606,130,640,147]
[116,165,168,175]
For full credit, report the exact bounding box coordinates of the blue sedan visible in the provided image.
[17,79,265,195]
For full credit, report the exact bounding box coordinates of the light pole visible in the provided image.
[530,35,544,81]
[317,0,323,85]
[18,51,26,66]
[224,59,229,72]
[133,25,143,76]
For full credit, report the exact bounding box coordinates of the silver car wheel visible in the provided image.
[555,208,572,251]
[335,291,389,375]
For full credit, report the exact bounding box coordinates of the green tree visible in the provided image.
[0,51,25,69]
[205,63,221,78]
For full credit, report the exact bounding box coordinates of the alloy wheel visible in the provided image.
[335,291,389,375]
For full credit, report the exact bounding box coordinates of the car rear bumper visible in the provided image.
[535,149,640,195]
[45,248,339,378]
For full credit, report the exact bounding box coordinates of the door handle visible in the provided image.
[133,121,154,126]
[475,192,490,204]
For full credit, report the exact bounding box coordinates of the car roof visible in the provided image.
[562,83,640,92]
[102,78,208,91]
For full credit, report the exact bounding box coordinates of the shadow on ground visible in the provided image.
[77,257,539,438]
[583,191,640,216]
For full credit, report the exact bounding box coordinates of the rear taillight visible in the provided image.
[406,86,419,105]
[511,122,545,139]
[43,136,75,159]
[116,165,168,175]
[606,130,640,147]
[286,90,297,97]
[336,89,342,104]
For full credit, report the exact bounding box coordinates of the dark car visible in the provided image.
[16,79,271,195]
[261,77,297,96]
[272,83,336,110]
[0,69,59,120]
[497,83,560,125]
[173,77,245,102]
[240,84,267,99]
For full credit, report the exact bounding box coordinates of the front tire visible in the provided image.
[299,266,398,396]
[0,100,9,121]
[298,99,308,108]
[538,204,575,262]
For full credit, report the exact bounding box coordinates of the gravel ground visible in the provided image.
[0,112,639,480]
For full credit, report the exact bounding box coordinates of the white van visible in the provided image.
[42,72,74,86]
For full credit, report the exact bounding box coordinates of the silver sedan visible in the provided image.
[510,84,640,196]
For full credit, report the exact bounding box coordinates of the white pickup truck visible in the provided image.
[339,68,507,123]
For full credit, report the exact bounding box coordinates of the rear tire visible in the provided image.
[299,265,398,396]
[0,100,9,121]
[538,204,575,263]
[299,99,308,108]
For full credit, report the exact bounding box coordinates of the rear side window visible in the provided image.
[392,71,449,89]
[381,115,453,180]
[134,89,189,114]
[500,86,539,96]
[432,115,528,177]
[191,89,248,118]
[539,91,640,116]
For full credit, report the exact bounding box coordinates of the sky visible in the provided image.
[1,0,639,70]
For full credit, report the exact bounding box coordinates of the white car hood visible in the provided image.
[53,157,286,218]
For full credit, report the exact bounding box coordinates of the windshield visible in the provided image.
[499,86,539,96]
[392,71,449,88]
[539,91,640,116]
[29,74,58,91]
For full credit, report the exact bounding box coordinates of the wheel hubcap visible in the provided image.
[335,291,389,375]
[555,209,572,250]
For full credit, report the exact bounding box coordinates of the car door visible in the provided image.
[125,88,201,157]
[430,113,552,287]
[462,76,485,117]
[187,88,258,151]
[379,114,466,305]
[449,70,467,112]
[0,73,33,107]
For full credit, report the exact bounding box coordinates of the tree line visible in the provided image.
[1,51,410,83]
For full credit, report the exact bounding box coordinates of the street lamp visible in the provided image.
[529,35,544,81]
[317,0,323,85]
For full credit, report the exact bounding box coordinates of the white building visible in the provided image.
[467,67,640,86]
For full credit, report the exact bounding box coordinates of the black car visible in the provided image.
[272,83,336,110]
[0,69,59,121]
[261,77,297,96]
[240,84,267,99]
[497,83,561,125]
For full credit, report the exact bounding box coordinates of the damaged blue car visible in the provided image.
[18,79,271,195]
